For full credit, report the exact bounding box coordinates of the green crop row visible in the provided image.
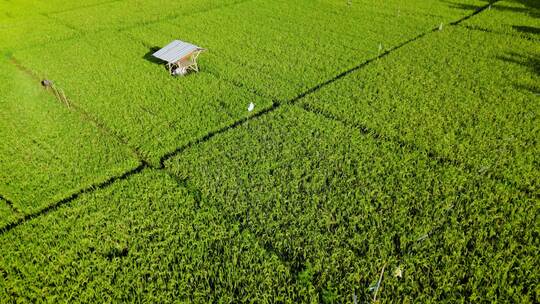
[0,58,139,219]
[48,0,247,33]
[126,0,467,102]
[125,21,301,101]
[2,106,535,302]
[0,0,113,17]
[165,106,538,302]
[322,0,488,21]
[0,14,77,52]
[13,32,271,165]
[0,170,312,303]
[8,0,488,167]
[461,0,540,40]
[0,198,18,228]
[300,26,540,195]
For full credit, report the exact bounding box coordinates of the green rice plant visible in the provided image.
[322,0,488,20]
[0,14,77,52]
[0,59,139,216]
[0,0,113,16]
[300,27,540,195]
[13,32,272,165]
[0,170,314,302]
[0,198,20,227]
[48,0,246,33]
[126,0,461,102]
[165,106,538,302]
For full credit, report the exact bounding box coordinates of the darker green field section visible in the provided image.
[0,170,306,302]
[301,26,540,195]
[0,198,19,227]
[165,106,538,302]
[461,0,539,39]
[0,59,139,219]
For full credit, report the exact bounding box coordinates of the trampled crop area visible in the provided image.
[0,0,538,302]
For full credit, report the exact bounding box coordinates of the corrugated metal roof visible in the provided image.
[152,40,202,63]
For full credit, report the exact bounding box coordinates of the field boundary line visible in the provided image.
[298,102,538,199]
[1,1,504,234]
[157,5,478,167]
[161,168,307,279]
[458,24,540,41]
[0,163,148,234]
[449,1,498,25]
[0,58,150,234]
[9,57,147,163]
[0,194,21,214]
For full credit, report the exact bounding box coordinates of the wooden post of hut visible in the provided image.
[152,40,206,76]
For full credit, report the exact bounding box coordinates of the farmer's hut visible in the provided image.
[152,40,206,75]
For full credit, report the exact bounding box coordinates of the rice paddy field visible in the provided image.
[0,0,539,302]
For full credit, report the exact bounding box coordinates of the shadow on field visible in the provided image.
[497,51,540,95]
[442,0,490,12]
[510,0,540,10]
[142,47,163,65]
[512,25,540,37]
[497,51,539,76]
[444,0,539,18]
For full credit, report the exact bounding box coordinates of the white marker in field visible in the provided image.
[248,102,255,112]
[439,23,443,31]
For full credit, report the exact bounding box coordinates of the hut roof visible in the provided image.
[152,40,203,64]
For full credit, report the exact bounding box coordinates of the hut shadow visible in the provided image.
[142,46,163,65]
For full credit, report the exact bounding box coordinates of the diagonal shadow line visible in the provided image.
[297,102,538,199]
[157,0,499,168]
[449,0,499,25]
[0,194,21,214]
[158,0,540,200]
[0,0,503,235]
[0,59,149,234]
[0,162,148,234]
[459,24,540,41]
[9,57,147,163]
[160,167,308,283]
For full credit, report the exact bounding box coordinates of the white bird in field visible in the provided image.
[248,102,255,112]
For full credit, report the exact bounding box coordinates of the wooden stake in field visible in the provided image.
[371,263,387,303]
[41,79,70,108]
